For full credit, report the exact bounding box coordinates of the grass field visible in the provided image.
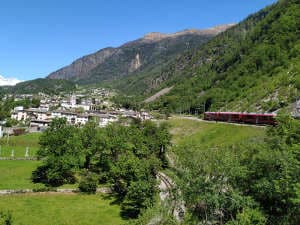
[0,133,40,158]
[0,160,44,190]
[168,117,265,147]
[0,160,82,190]
[0,193,126,225]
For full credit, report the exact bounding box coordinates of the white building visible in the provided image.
[61,95,90,111]
[26,109,51,121]
[70,95,76,106]
[51,111,77,124]
[97,114,118,127]
[75,114,89,126]
[138,111,152,120]
[39,104,50,111]
[11,110,28,121]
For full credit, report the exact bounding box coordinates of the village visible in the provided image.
[0,88,151,136]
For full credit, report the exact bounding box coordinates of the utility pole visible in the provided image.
[6,133,9,145]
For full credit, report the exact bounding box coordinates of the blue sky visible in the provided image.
[0,0,277,81]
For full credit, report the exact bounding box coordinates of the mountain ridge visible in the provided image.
[47,24,234,82]
[141,24,235,42]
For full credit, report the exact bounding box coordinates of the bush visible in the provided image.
[226,208,267,225]
[0,211,12,225]
[78,172,98,194]
[32,165,48,183]
[32,165,76,187]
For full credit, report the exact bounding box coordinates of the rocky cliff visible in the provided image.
[48,24,234,84]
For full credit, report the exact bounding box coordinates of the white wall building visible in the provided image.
[75,114,89,126]
[11,110,28,121]
[51,111,77,124]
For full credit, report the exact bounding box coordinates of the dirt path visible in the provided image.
[0,157,37,160]
[0,187,112,195]
[144,86,174,103]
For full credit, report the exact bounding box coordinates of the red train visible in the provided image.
[204,112,276,125]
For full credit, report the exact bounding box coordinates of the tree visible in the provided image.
[80,121,103,169]
[32,118,84,186]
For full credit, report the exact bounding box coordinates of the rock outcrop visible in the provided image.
[47,24,234,84]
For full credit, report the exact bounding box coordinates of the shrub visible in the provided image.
[0,211,12,225]
[226,208,267,225]
[78,172,98,194]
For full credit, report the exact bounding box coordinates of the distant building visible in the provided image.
[293,100,300,118]
[11,110,28,121]
[30,120,51,129]
[89,113,118,127]
[61,95,91,111]
[51,111,77,124]
[75,114,89,126]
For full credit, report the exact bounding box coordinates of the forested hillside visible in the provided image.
[1,78,76,95]
[138,0,300,113]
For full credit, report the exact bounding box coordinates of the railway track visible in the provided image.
[173,115,266,128]
[157,172,185,222]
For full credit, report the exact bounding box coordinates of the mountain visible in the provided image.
[141,0,300,113]
[47,25,234,86]
[1,78,76,95]
[0,75,22,86]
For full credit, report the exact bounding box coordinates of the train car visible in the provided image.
[204,112,276,125]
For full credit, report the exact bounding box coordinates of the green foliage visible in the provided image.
[4,78,76,95]
[112,94,143,110]
[0,96,41,121]
[33,118,84,186]
[0,211,12,225]
[3,118,18,127]
[78,171,98,194]
[103,121,171,218]
[80,121,104,169]
[226,208,266,225]
[0,97,14,121]
[32,119,171,218]
[174,116,300,224]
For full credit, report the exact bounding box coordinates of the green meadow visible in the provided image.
[0,194,125,225]
[168,117,265,147]
[0,133,40,158]
[0,131,126,225]
[0,160,43,190]
[0,159,126,225]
